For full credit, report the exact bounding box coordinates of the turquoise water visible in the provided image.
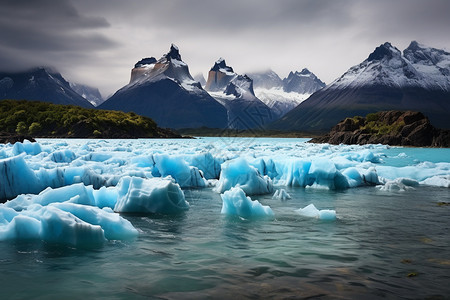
[1,139,450,299]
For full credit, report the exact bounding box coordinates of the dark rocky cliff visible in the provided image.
[310,111,450,147]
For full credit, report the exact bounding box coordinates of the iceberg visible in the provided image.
[220,187,274,218]
[214,158,273,195]
[0,203,138,246]
[114,176,189,214]
[12,140,42,156]
[295,204,336,220]
[377,178,419,192]
[153,154,207,188]
[0,155,42,200]
[272,189,291,200]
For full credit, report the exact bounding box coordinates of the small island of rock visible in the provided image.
[310,111,450,147]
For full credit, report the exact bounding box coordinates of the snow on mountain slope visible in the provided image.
[247,69,325,117]
[283,68,326,94]
[255,88,310,117]
[247,70,283,90]
[270,41,450,132]
[328,42,450,91]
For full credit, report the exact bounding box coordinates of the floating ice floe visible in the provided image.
[377,178,419,192]
[272,189,291,200]
[154,154,207,188]
[220,187,274,218]
[0,203,138,247]
[114,176,188,214]
[420,175,450,188]
[0,175,190,246]
[214,157,273,195]
[295,204,336,220]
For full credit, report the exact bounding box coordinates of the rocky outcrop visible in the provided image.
[0,133,36,144]
[310,111,450,147]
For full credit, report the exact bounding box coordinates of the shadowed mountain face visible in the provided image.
[100,45,228,129]
[270,42,450,132]
[69,82,104,107]
[205,58,274,129]
[0,68,94,108]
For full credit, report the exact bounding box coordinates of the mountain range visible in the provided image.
[99,45,228,129]
[0,67,94,108]
[248,68,325,117]
[1,41,449,132]
[271,41,450,132]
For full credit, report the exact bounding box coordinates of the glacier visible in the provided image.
[1,137,450,247]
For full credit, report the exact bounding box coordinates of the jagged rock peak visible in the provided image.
[299,68,312,75]
[211,58,234,73]
[134,57,157,68]
[367,42,401,61]
[165,44,182,61]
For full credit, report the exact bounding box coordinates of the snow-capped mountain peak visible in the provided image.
[328,41,450,91]
[211,58,235,75]
[367,42,401,62]
[283,68,325,94]
[128,44,199,92]
[224,74,255,98]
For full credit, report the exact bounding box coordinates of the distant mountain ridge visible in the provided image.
[270,41,450,132]
[69,82,104,107]
[0,67,94,108]
[248,68,325,117]
[205,58,274,129]
[99,44,228,129]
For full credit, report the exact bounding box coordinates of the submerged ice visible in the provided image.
[1,137,450,246]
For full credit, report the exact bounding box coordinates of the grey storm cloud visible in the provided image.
[1,0,450,96]
[0,0,116,71]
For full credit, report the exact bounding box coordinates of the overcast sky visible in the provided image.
[1,0,449,97]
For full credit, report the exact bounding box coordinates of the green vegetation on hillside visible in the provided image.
[342,112,406,136]
[0,100,180,138]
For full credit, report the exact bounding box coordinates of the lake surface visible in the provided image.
[1,138,449,299]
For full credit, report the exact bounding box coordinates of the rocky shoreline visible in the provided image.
[310,111,450,147]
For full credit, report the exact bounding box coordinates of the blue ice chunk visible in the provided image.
[378,178,419,191]
[0,155,42,200]
[272,189,291,200]
[186,152,222,179]
[63,167,105,189]
[0,205,18,224]
[37,205,107,246]
[250,158,278,179]
[93,186,118,209]
[276,159,313,187]
[154,154,207,188]
[82,152,112,162]
[0,214,41,240]
[295,204,336,220]
[420,175,450,188]
[220,187,274,218]
[214,158,273,195]
[49,149,76,163]
[12,140,42,156]
[50,203,138,240]
[114,176,189,214]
